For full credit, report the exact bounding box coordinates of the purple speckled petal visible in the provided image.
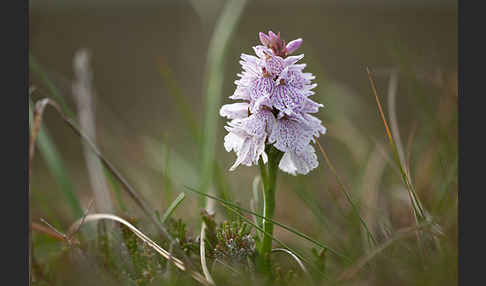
[277,67,310,90]
[250,77,275,101]
[243,109,276,136]
[270,115,314,154]
[279,145,318,175]
[221,32,326,175]
[301,113,327,140]
[272,84,306,114]
[223,109,277,171]
[264,55,285,76]
[248,76,275,112]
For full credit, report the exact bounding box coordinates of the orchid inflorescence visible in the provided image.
[220,31,326,175]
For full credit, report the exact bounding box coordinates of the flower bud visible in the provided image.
[285,38,303,55]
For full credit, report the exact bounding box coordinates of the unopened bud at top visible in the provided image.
[284,38,303,55]
[258,31,302,57]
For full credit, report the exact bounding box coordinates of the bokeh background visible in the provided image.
[29,0,457,285]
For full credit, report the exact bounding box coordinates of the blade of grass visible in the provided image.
[30,58,126,214]
[213,161,235,220]
[160,193,186,224]
[158,59,200,141]
[162,133,173,200]
[29,53,74,119]
[158,36,235,219]
[358,144,387,251]
[31,55,127,216]
[103,168,128,213]
[291,177,334,238]
[29,99,83,217]
[366,67,426,222]
[405,120,419,178]
[315,140,377,246]
[184,185,349,262]
[143,136,199,190]
[32,98,197,271]
[199,0,248,204]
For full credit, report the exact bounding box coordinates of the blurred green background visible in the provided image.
[29,1,457,285]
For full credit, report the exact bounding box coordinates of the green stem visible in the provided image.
[259,146,283,273]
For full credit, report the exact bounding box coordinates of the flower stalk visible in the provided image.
[258,145,283,272]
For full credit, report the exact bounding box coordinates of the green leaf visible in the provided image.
[160,193,186,224]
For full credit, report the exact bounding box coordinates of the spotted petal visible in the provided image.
[272,84,306,115]
[220,102,250,119]
[279,145,319,175]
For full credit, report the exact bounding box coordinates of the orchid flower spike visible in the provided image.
[220,31,326,175]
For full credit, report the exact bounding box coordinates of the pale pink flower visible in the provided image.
[220,31,326,175]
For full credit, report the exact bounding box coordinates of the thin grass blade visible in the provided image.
[366,67,426,222]
[199,0,248,204]
[184,185,349,262]
[29,99,83,217]
[315,140,377,246]
[160,193,186,224]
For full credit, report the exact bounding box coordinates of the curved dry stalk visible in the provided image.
[30,97,196,271]
[200,191,216,285]
[69,213,212,286]
[200,222,215,285]
[29,98,57,286]
[31,98,158,226]
[29,98,60,179]
[271,248,310,278]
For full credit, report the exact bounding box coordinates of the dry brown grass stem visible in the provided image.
[366,67,425,221]
[33,199,94,246]
[68,213,213,286]
[30,97,196,271]
[31,221,67,243]
[29,98,58,179]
